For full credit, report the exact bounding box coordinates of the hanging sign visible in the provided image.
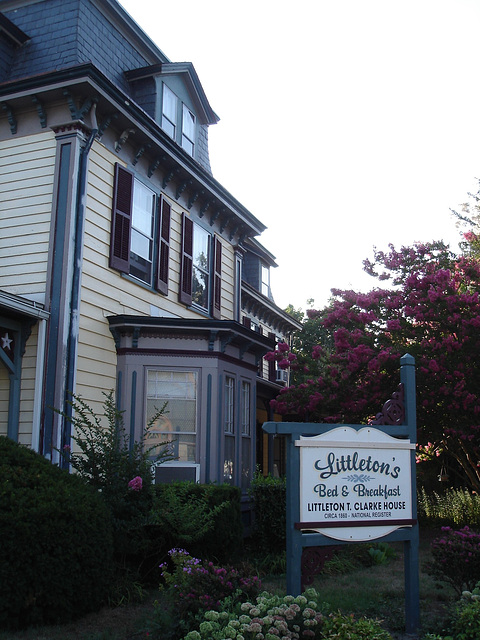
[296,426,415,542]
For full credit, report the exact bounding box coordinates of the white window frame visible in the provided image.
[146,369,198,463]
[261,263,270,297]
[161,83,178,139]
[182,104,196,156]
[129,179,155,285]
[192,223,211,311]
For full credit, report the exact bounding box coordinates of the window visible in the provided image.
[241,382,251,490]
[130,180,154,283]
[146,370,197,462]
[110,164,171,293]
[261,263,270,297]
[160,84,196,158]
[241,381,251,436]
[182,104,196,155]
[179,213,222,318]
[161,84,177,139]
[224,375,235,484]
[192,224,210,309]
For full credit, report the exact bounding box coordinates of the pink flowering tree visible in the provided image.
[269,240,480,491]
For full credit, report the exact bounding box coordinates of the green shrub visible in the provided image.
[58,391,172,572]
[155,548,262,637]
[151,482,243,563]
[249,472,286,554]
[0,436,113,630]
[179,588,393,640]
[418,487,480,527]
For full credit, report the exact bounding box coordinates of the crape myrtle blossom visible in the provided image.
[128,475,143,491]
[267,240,480,491]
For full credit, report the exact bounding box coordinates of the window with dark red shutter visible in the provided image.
[156,197,171,294]
[179,213,193,305]
[110,164,133,273]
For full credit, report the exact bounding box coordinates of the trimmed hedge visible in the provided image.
[0,437,114,629]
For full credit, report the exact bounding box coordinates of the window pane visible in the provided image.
[193,225,209,268]
[182,104,195,156]
[162,84,177,138]
[241,381,250,435]
[241,437,251,491]
[261,263,270,297]
[182,136,194,156]
[132,182,154,236]
[224,435,235,484]
[131,228,151,261]
[146,370,197,462]
[192,266,208,308]
[163,85,177,120]
[224,376,234,434]
[191,224,210,309]
[182,104,195,138]
[129,180,154,283]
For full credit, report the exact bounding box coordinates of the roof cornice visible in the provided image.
[0,63,266,238]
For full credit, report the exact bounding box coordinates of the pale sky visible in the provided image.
[118,0,480,313]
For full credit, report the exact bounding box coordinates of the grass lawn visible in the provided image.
[0,525,456,640]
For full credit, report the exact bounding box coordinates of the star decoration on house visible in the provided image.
[1,332,12,351]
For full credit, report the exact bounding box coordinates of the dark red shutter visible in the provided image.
[109,164,133,273]
[179,213,193,305]
[268,332,276,382]
[212,236,222,319]
[156,197,171,294]
[242,317,252,329]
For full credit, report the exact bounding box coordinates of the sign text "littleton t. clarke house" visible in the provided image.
[297,426,415,541]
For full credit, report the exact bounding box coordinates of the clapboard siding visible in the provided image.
[0,132,56,298]
[75,141,238,408]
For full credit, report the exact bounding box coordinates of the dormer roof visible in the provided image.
[125,62,219,125]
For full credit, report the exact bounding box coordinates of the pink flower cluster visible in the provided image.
[128,476,143,491]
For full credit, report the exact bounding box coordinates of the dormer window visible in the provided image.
[182,105,196,155]
[261,263,270,297]
[160,82,196,157]
[161,84,177,139]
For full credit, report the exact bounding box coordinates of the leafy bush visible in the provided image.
[58,391,172,567]
[418,487,480,527]
[426,583,480,640]
[151,482,243,563]
[0,436,113,630]
[426,526,480,595]
[249,472,286,554]
[181,588,393,640]
[155,548,262,638]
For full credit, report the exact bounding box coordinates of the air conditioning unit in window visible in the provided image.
[152,462,200,484]
[276,370,288,383]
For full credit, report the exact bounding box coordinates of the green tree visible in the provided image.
[268,241,480,491]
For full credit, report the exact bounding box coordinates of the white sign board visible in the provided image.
[297,426,414,542]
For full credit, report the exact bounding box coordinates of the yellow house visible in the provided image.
[0,0,301,509]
